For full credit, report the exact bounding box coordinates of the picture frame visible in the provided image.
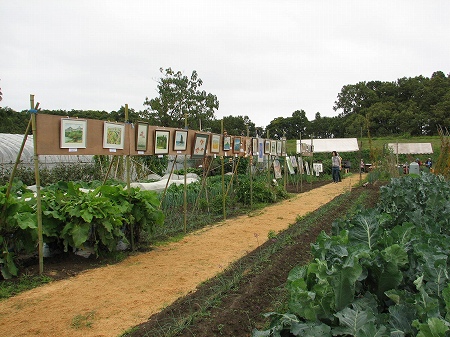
[281,138,287,156]
[223,135,232,152]
[103,122,125,149]
[233,136,241,154]
[252,137,258,155]
[270,140,277,155]
[154,130,170,154]
[210,134,221,153]
[135,122,148,151]
[276,140,282,156]
[174,130,188,151]
[264,139,271,154]
[192,133,209,158]
[60,118,87,149]
[245,138,252,156]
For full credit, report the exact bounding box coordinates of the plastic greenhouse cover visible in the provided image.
[0,133,93,165]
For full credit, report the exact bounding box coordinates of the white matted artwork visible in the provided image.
[252,138,258,156]
[155,130,170,154]
[103,122,125,149]
[210,134,221,153]
[135,122,148,151]
[281,138,287,156]
[290,156,298,168]
[270,140,277,156]
[192,133,209,158]
[297,157,304,174]
[223,135,232,152]
[286,156,295,174]
[233,136,242,154]
[276,140,282,156]
[273,159,282,179]
[258,139,264,162]
[174,130,188,151]
[305,161,310,175]
[60,118,87,148]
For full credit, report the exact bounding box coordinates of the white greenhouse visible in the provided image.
[0,133,94,168]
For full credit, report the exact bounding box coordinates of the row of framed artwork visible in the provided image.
[60,118,287,157]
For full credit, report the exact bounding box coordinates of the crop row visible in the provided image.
[254,172,450,336]
[0,181,164,279]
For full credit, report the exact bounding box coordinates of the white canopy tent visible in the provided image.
[296,138,359,154]
[386,143,433,154]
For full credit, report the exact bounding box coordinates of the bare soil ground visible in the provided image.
[0,175,374,337]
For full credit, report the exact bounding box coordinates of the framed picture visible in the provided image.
[103,122,125,149]
[264,139,270,154]
[252,138,258,155]
[154,130,170,154]
[245,138,252,156]
[233,136,241,153]
[281,138,287,156]
[276,140,282,156]
[135,122,148,151]
[210,134,221,153]
[192,133,209,158]
[174,130,188,151]
[60,118,87,148]
[223,135,232,152]
[270,140,277,155]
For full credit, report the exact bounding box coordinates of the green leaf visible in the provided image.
[413,317,449,337]
[333,306,376,336]
[14,212,37,230]
[333,256,362,311]
[70,223,91,248]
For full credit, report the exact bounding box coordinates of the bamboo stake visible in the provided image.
[124,104,134,251]
[193,156,213,212]
[102,156,116,185]
[183,154,187,233]
[159,154,178,209]
[30,95,44,274]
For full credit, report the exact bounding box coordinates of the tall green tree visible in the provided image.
[208,115,256,136]
[143,68,219,130]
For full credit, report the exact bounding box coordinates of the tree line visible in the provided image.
[1,69,449,139]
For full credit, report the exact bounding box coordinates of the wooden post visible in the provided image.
[299,132,303,193]
[221,120,226,220]
[125,104,134,250]
[183,113,188,232]
[30,95,44,274]
[266,130,270,184]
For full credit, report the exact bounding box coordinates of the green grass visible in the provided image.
[0,274,52,300]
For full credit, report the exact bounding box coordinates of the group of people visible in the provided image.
[417,157,433,169]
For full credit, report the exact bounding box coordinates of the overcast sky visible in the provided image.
[1,1,449,128]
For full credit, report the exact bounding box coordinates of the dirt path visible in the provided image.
[0,176,363,337]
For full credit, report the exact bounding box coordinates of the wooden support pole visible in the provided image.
[30,94,44,275]
[124,104,135,251]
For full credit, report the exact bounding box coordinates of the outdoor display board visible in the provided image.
[35,114,279,158]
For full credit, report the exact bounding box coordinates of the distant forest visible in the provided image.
[1,71,449,139]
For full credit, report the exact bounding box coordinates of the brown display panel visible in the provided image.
[35,114,253,157]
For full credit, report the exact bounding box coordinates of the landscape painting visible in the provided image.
[60,118,87,148]
[155,130,170,154]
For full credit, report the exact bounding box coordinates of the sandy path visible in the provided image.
[0,176,362,337]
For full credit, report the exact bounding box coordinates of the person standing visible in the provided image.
[332,151,341,183]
